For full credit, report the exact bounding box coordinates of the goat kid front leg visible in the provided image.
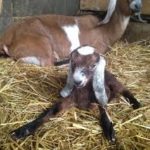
[10,98,74,140]
[99,106,115,143]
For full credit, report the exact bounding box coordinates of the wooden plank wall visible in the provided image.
[0,0,80,34]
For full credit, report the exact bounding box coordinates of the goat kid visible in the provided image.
[0,0,142,66]
[10,46,141,142]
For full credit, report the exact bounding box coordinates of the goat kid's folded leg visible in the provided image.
[105,70,141,109]
[99,106,115,143]
[10,98,74,140]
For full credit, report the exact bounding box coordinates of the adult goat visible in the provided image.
[0,0,142,66]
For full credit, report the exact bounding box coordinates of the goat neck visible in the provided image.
[93,0,142,52]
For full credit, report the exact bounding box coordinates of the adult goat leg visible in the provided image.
[10,98,74,140]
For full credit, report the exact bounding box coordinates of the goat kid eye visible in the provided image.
[81,72,85,76]
[80,70,85,77]
[89,64,96,70]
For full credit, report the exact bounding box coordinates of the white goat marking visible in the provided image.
[3,45,9,55]
[20,56,41,65]
[73,67,87,85]
[77,46,95,55]
[62,24,80,51]
[121,17,130,31]
[93,56,108,106]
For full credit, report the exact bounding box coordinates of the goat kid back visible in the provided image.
[0,0,142,66]
[10,46,141,143]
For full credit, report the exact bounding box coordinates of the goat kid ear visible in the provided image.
[70,49,78,61]
[60,61,74,98]
[99,0,117,25]
[93,56,108,106]
[94,52,100,63]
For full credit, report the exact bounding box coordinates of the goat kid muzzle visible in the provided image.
[73,68,88,88]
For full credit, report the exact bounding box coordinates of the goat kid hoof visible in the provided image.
[10,128,30,140]
[10,123,35,140]
[102,122,116,143]
[132,101,141,109]
[109,137,116,144]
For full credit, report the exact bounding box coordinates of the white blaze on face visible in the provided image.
[77,46,95,55]
[73,67,87,87]
[62,24,80,51]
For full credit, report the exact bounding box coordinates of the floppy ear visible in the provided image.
[60,61,74,98]
[92,56,108,106]
[99,0,117,25]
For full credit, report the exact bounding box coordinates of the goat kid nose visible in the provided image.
[74,80,82,86]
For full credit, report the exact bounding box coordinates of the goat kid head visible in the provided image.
[70,46,106,89]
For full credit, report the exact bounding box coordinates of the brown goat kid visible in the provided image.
[10,46,141,142]
[0,0,142,66]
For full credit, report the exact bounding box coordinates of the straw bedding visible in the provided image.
[0,40,149,150]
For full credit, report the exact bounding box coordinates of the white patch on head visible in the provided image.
[93,56,108,106]
[73,67,87,87]
[20,56,41,66]
[77,46,95,56]
[62,24,80,51]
